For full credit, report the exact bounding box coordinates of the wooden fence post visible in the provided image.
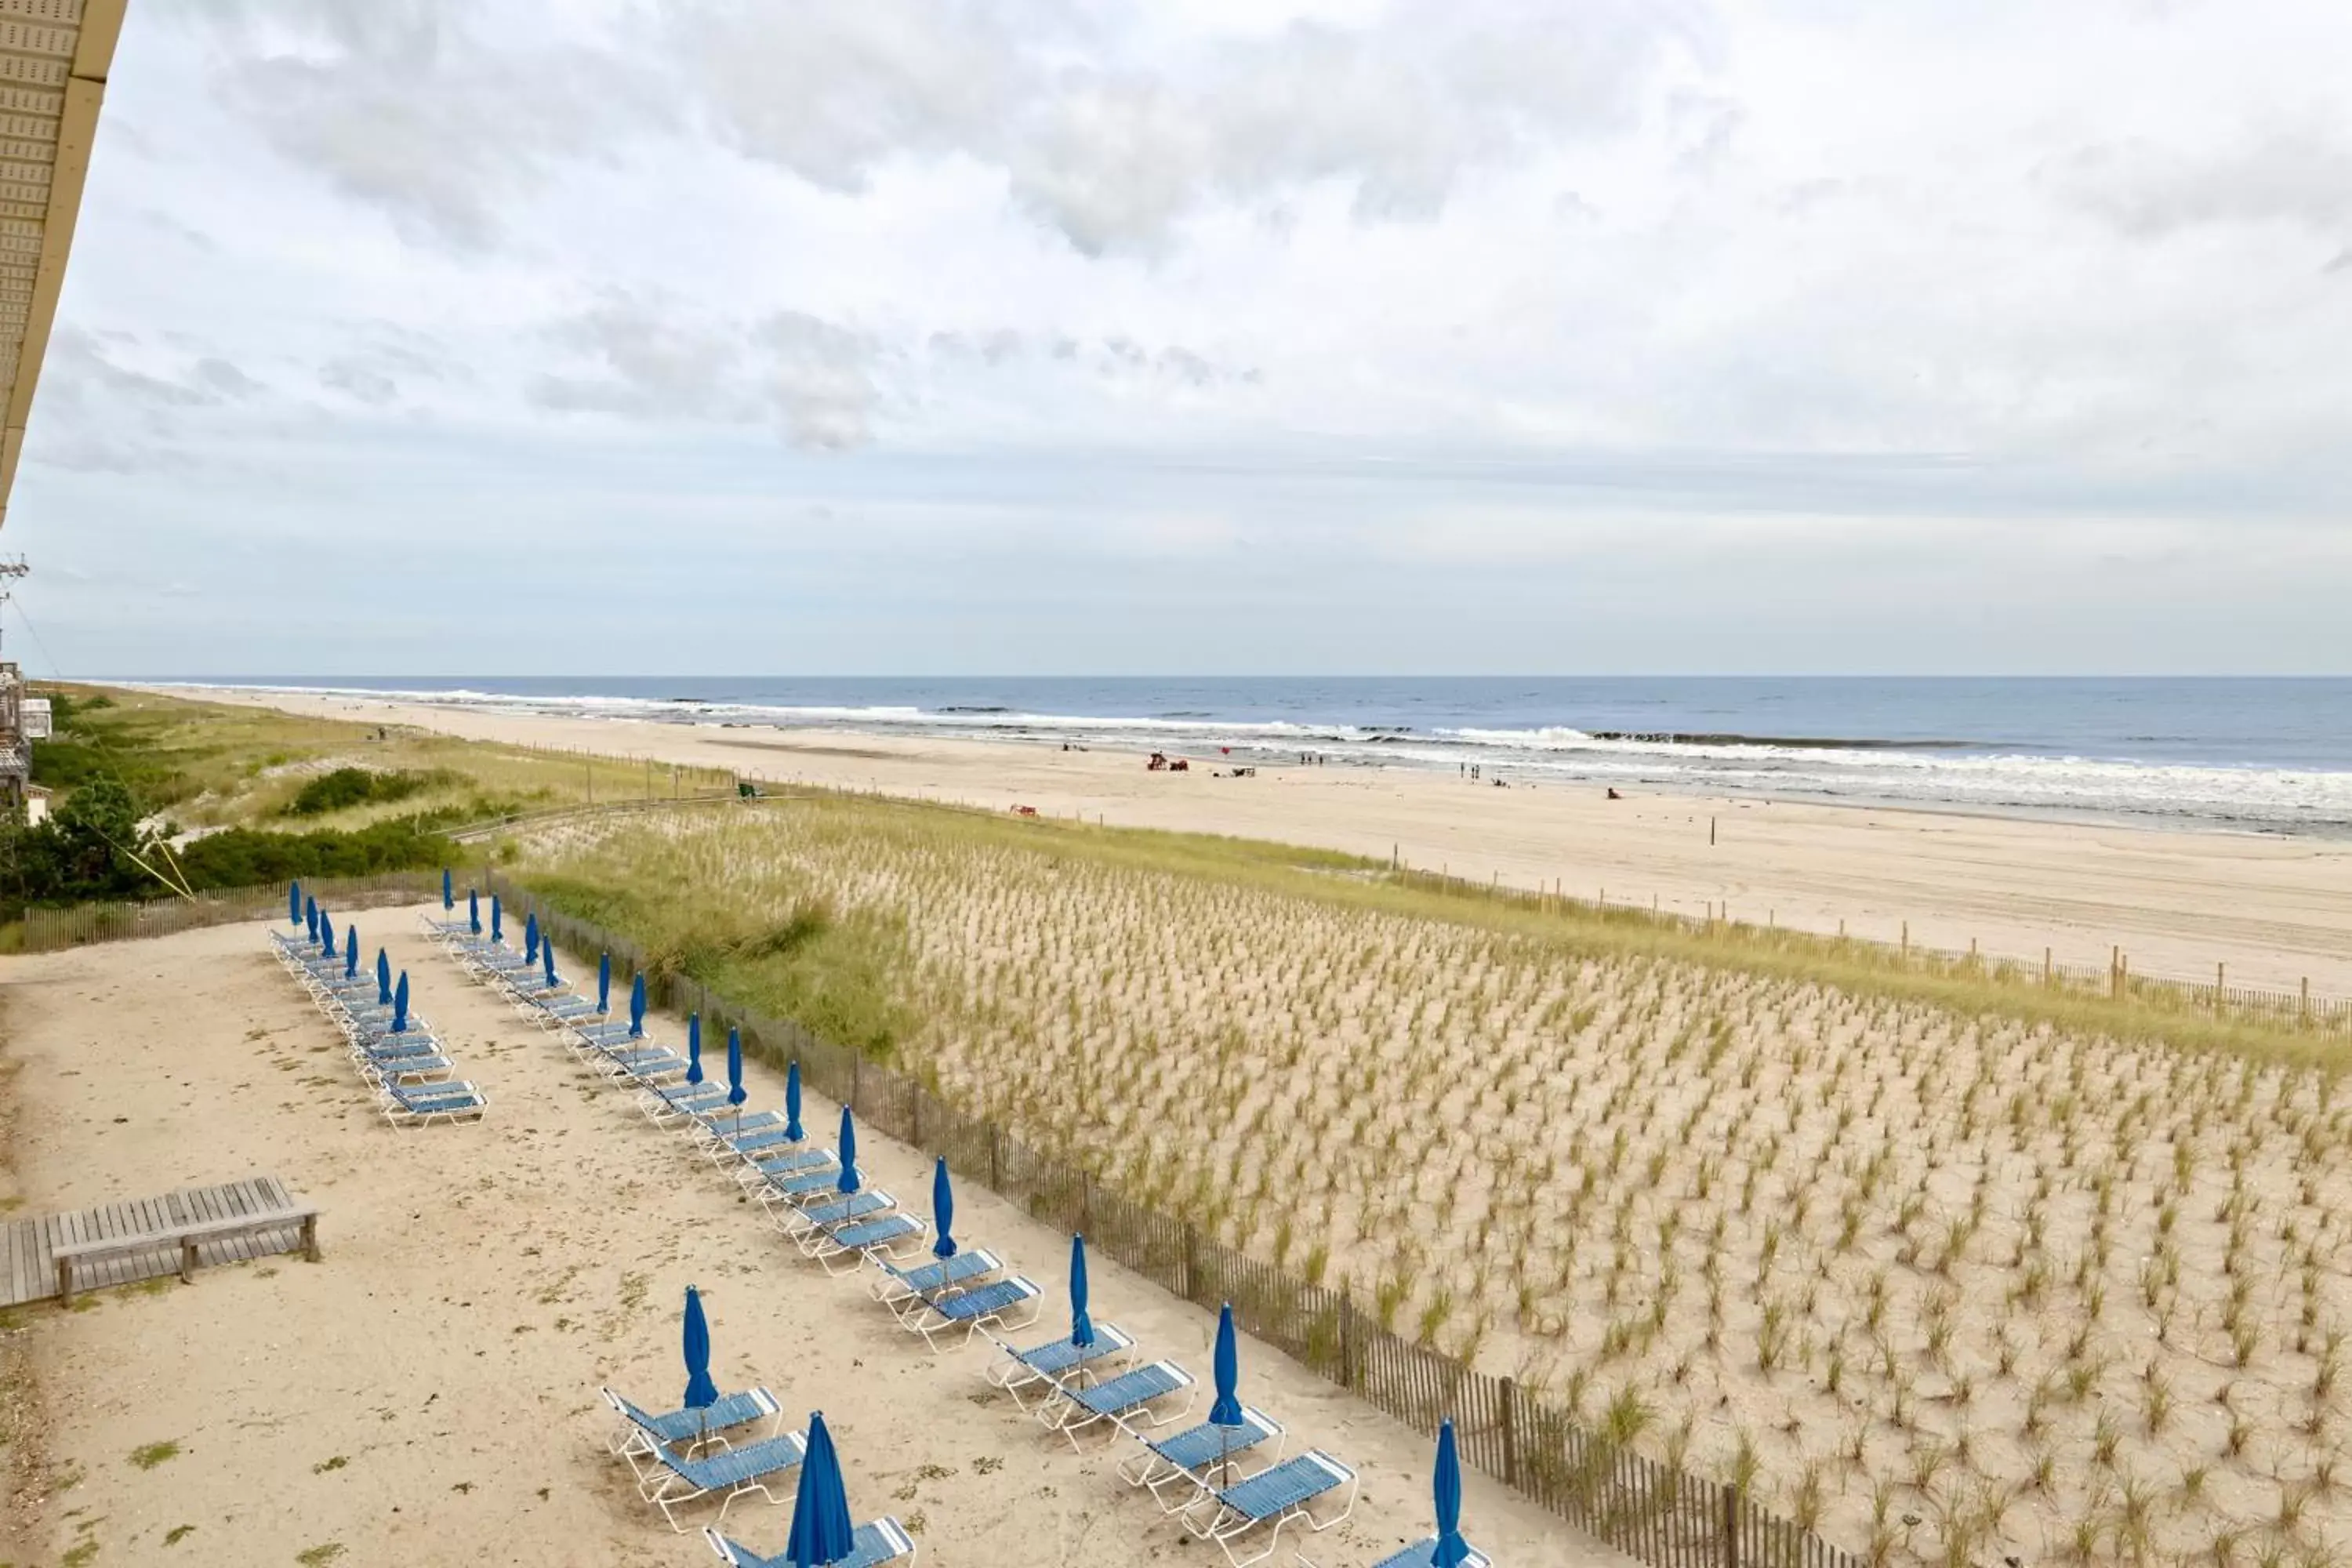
[1900,921,1908,956]
[1721,1484,1741,1568]
[1183,1224,1200,1303]
[1339,1293,1359,1389]
[1499,1376,1520,1488]
[1080,1172,1093,1237]
[2044,946,2053,987]
[989,1123,1004,1190]
[2303,978,2312,1027]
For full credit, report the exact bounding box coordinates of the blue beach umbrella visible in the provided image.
[836,1107,861,1194]
[629,972,647,1039]
[468,889,481,936]
[318,911,335,956]
[376,948,392,1007]
[725,1026,746,1106]
[681,1286,719,1432]
[524,912,539,964]
[1069,1233,1094,1348]
[391,971,410,1033]
[441,868,453,910]
[785,1061,804,1142]
[685,1014,703,1085]
[783,1411,856,1568]
[597,952,612,1014]
[1210,1301,1246,1485]
[289,880,302,925]
[1432,1418,1468,1568]
[490,896,502,944]
[344,924,361,980]
[542,933,557,989]
[304,895,318,942]
[1211,1302,1243,1427]
[931,1158,957,1260]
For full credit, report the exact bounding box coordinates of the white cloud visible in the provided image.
[10,0,2352,673]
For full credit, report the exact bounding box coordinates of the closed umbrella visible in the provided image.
[785,1061,804,1142]
[304,895,318,942]
[1069,1233,1094,1348]
[344,924,361,980]
[468,889,481,937]
[931,1157,957,1259]
[681,1285,719,1445]
[836,1106,861,1194]
[490,895,502,944]
[629,973,647,1039]
[289,880,302,926]
[376,947,392,1007]
[1432,1419,1469,1568]
[597,952,612,1014]
[685,1014,703,1085]
[783,1410,856,1567]
[391,971,410,1033]
[319,911,335,957]
[524,913,539,964]
[726,1026,746,1134]
[441,868,453,910]
[1210,1301,1245,1485]
[541,932,557,989]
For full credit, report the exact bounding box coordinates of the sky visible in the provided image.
[7,0,2352,677]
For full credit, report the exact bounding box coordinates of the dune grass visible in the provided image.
[515,795,2352,1567]
[31,684,735,833]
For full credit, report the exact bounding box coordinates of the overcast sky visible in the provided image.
[9,0,2352,676]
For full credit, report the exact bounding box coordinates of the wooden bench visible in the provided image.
[53,1207,321,1304]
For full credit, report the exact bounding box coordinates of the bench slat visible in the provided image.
[53,1207,321,1261]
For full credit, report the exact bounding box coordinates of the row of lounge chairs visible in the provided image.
[422,906,920,1559]
[418,892,1462,1566]
[270,922,488,1126]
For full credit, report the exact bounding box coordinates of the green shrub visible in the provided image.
[284,768,431,816]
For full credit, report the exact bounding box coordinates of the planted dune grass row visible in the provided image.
[518,797,2352,1567]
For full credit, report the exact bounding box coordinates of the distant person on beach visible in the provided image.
[1607,788,1622,800]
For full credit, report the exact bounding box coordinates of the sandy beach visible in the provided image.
[169,686,2352,994]
[0,909,1598,1566]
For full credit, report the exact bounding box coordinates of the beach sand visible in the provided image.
[0,909,1598,1566]
[173,686,2352,993]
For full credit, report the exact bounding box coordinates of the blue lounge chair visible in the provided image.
[1179,1450,1358,1566]
[641,1428,809,1532]
[1041,1359,1196,1447]
[643,1080,732,1124]
[751,1161,845,1212]
[737,1144,833,1189]
[379,1079,488,1127]
[1118,1406,1286,1512]
[901,1274,1043,1352]
[702,1518,916,1568]
[785,1190,895,1247]
[810,1211,927,1274]
[982,1321,1136,1411]
[602,1385,781,1478]
[873,1248,1003,1318]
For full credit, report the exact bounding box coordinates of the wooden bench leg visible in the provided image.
[180,1238,198,1284]
[56,1257,73,1305]
[301,1214,321,1263]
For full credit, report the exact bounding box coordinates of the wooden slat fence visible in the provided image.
[504,874,1865,1568]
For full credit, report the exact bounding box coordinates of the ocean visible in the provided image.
[158,677,2352,837]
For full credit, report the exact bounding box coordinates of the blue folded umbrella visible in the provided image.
[1434,1418,1468,1567]
[441,868,453,910]
[376,948,391,1007]
[786,1060,804,1142]
[836,1107,860,1194]
[931,1158,957,1260]
[686,1013,704,1086]
[525,913,539,964]
[289,880,302,926]
[392,971,410,1033]
[630,972,647,1039]
[598,951,612,1014]
[683,1284,719,1413]
[1069,1233,1094,1348]
[784,1410,856,1566]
